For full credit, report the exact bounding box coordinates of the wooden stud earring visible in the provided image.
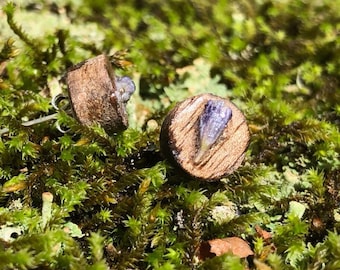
[65,54,135,133]
[160,93,250,181]
[0,54,135,136]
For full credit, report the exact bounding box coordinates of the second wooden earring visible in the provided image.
[160,93,250,181]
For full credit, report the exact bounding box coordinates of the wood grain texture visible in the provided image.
[160,94,250,181]
[66,54,128,133]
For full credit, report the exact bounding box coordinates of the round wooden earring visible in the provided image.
[160,93,250,181]
[65,54,135,133]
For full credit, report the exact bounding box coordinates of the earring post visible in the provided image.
[0,113,58,136]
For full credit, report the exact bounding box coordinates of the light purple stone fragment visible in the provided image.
[195,100,232,163]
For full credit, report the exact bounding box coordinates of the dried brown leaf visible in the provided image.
[199,237,254,260]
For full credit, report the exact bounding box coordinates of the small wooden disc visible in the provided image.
[66,54,128,133]
[160,94,250,181]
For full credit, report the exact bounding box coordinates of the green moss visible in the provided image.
[0,0,339,269]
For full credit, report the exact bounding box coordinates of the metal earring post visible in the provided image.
[0,113,58,136]
[0,94,69,136]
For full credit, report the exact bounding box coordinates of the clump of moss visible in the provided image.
[0,1,339,269]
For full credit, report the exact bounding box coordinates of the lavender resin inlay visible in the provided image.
[195,100,232,163]
[115,76,136,103]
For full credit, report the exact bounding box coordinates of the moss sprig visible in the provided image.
[3,3,40,53]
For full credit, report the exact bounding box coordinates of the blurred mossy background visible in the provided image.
[0,0,339,269]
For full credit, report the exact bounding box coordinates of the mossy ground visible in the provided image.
[0,1,339,269]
